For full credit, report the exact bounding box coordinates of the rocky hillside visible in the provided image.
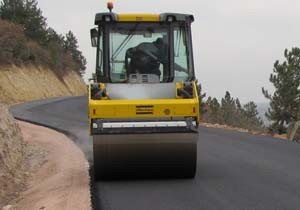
[0,104,27,206]
[0,17,87,105]
[0,65,86,105]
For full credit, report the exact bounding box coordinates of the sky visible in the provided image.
[37,0,300,103]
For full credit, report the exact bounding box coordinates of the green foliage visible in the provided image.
[262,48,300,134]
[0,0,47,44]
[0,0,23,22]
[0,19,47,65]
[221,91,237,124]
[242,102,263,129]
[201,89,263,131]
[204,96,223,124]
[0,0,86,76]
[64,31,87,75]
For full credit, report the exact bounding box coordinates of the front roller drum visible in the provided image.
[93,133,198,180]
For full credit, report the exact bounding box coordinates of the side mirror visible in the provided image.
[90,28,98,47]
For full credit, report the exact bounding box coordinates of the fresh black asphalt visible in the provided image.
[11,96,300,210]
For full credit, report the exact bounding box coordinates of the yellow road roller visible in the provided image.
[89,4,199,180]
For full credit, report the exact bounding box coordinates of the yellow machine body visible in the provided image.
[117,14,160,22]
[88,82,199,126]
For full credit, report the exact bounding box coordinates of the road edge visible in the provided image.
[12,120,92,210]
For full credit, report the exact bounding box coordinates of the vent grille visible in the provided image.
[136,105,154,115]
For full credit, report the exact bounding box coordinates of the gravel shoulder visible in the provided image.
[12,121,91,210]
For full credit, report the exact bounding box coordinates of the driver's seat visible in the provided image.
[125,45,161,77]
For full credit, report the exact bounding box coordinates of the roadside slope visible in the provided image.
[14,121,91,210]
[0,103,91,210]
[0,65,86,105]
[0,104,27,207]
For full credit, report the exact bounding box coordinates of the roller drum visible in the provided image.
[93,133,198,180]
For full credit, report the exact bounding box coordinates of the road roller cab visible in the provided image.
[89,7,199,180]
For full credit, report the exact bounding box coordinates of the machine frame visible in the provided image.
[89,12,200,180]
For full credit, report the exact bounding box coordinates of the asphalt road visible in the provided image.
[11,96,300,210]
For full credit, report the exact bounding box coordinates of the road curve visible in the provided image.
[11,96,300,210]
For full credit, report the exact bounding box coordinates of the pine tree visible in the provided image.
[202,96,222,124]
[0,0,47,44]
[0,0,24,23]
[262,48,300,133]
[201,91,263,130]
[235,98,242,112]
[221,91,236,125]
[243,101,263,129]
[46,27,64,45]
[64,31,87,75]
[46,27,65,70]
[210,98,221,113]
[210,97,222,123]
[0,0,86,76]
[23,0,47,44]
[243,102,259,119]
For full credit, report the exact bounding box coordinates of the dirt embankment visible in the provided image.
[0,104,29,207]
[14,121,91,210]
[0,63,91,208]
[0,65,87,105]
[0,104,91,210]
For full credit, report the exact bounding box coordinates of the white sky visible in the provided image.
[37,0,300,103]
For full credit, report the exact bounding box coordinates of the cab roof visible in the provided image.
[94,13,194,25]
